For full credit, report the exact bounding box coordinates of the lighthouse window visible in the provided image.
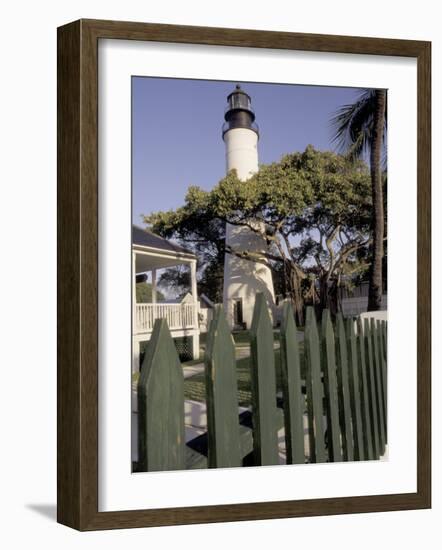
[229,94,250,111]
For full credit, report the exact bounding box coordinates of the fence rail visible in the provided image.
[135,302,197,334]
[136,293,387,472]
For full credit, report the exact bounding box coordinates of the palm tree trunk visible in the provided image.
[367,89,386,311]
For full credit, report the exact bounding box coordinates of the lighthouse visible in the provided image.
[222,85,275,329]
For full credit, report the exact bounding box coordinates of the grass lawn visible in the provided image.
[184,342,305,408]
[182,329,284,364]
[135,328,306,408]
[232,330,282,347]
[181,330,256,365]
[183,350,280,407]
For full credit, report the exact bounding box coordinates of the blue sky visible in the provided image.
[132,77,366,224]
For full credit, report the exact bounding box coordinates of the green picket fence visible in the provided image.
[137,293,387,472]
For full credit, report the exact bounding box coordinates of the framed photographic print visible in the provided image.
[57,19,431,530]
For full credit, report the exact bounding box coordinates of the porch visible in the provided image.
[132,226,200,370]
[135,302,198,334]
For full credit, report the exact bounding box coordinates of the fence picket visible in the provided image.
[304,307,327,463]
[204,307,242,468]
[321,310,343,462]
[364,318,380,459]
[250,293,279,465]
[380,323,388,443]
[136,296,388,471]
[204,306,220,362]
[372,319,387,455]
[357,318,374,460]
[379,320,388,443]
[382,320,388,361]
[346,318,364,460]
[335,314,354,461]
[280,302,305,464]
[137,318,185,472]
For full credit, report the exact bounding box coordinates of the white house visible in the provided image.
[340,281,388,317]
[132,225,200,372]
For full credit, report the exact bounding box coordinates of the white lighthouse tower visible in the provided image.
[222,85,275,329]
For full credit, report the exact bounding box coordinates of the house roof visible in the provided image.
[132,225,195,257]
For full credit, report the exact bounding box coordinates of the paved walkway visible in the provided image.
[182,364,205,379]
[183,398,311,464]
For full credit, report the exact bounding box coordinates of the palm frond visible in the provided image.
[330,89,380,155]
[344,131,366,162]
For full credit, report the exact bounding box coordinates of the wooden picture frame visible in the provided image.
[57,19,431,530]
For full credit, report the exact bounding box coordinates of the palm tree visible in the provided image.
[331,89,387,311]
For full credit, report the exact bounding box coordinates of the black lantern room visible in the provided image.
[222,84,259,138]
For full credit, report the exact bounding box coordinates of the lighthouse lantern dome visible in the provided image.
[222,84,259,138]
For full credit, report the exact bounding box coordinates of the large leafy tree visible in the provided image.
[331,89,387,311]
[136,282,165,303]
[143,197,226,303]
[156,266,191,300]
[144,146,373,323]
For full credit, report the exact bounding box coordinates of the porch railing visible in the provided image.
[135,303,198,334]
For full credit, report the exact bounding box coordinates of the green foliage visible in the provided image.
[143,146,374,314]
[144,189,226,302]
[157,267,190,299]
[136,282,165,303]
